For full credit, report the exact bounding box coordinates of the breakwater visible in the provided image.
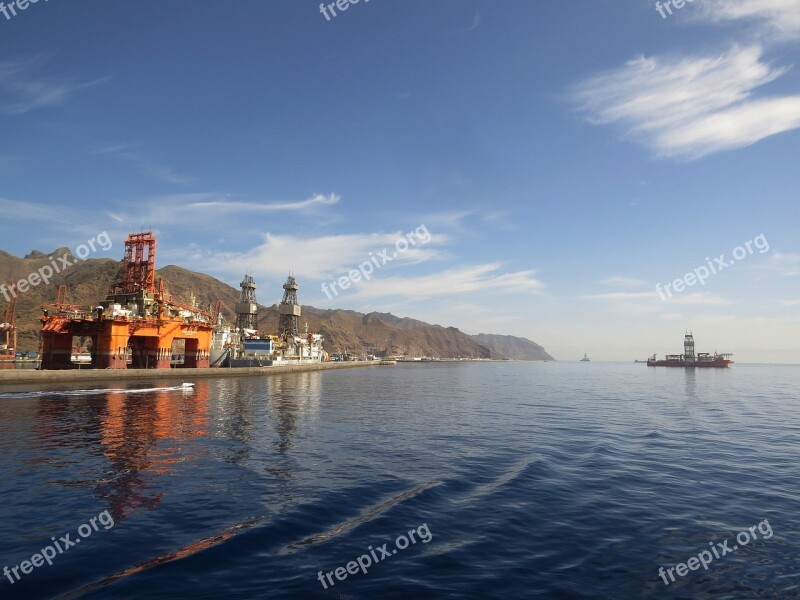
[0,361,378,386]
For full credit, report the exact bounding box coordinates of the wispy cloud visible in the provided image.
[765,252,800,276]
[189,193,340,212]
[670,292,731,306]
[585,290,730,307]
[344,263,545,301]
[697,0,800,40]
[440,11,481,35]
[0,56,107,115]
[571,45,800,158]
[600,276,646,288]
[460,12,481,33]
[0,197,68,224]
[585,291,658,301]
[94,144,193,185]
[179,229,446,282]
[0,197,126,250]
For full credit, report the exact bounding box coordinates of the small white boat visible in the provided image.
[580,353,590,362]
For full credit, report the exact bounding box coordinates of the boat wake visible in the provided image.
[0,382,195,399]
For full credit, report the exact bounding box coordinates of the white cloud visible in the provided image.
[768,252,800,276]
[697,0,800,40]
[94,144,192,185]
[572,45,800,158]
[670,292,731,305]
[0,56,107,115]
[585,291,658,301]
[600,276,647,288]
[343,263,545,302]
[189,193,340,212]
[184,230,446,283]
[585,290,730,308]
[0,197,69,224]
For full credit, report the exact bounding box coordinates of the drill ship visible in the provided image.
[647,333,733,368]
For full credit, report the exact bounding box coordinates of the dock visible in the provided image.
[0,361,378,386]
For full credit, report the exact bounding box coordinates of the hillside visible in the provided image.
[471,333,554,361]
[1,249,554,360]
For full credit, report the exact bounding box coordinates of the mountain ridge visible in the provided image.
[1,248,554,360]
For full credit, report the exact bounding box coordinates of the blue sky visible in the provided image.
[1,0,799,362]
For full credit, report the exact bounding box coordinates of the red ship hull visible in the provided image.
[646,358,732,368]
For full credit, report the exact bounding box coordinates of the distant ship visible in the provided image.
[647,332,732,368]
[580,353,590,362]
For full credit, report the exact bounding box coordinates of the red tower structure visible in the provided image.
[112,232,157,294]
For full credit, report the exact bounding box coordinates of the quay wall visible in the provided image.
[0,361,378,386]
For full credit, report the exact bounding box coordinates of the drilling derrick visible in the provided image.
[235,274,259,333]
[111,232,156,294]
[683,331,696,365]
[278,275,301,338]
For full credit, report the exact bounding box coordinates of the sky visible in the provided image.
[1,0,799,363]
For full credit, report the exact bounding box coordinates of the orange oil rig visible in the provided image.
[39,232,214,370]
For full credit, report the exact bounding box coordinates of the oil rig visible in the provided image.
[39,232,214,370]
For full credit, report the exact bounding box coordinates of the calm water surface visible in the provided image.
[1,362,799,599]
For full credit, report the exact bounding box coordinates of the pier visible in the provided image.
[0,360,378,386]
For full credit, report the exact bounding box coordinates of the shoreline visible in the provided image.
[0,361,378,386]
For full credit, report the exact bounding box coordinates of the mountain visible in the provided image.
[1,248,554,360]
[471,333,554,361]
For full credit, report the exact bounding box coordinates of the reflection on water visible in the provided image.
[17,374,324,525]
[31,381,211,524]
[684,368,697,398]
[268,371,322,455]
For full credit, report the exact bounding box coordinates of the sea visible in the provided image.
[1,361,799,599]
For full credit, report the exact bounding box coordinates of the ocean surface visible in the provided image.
[1,361,799,599]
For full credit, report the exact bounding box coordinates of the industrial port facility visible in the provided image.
[35,231,324,371]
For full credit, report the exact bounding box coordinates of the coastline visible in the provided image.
[0,361,378,386]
